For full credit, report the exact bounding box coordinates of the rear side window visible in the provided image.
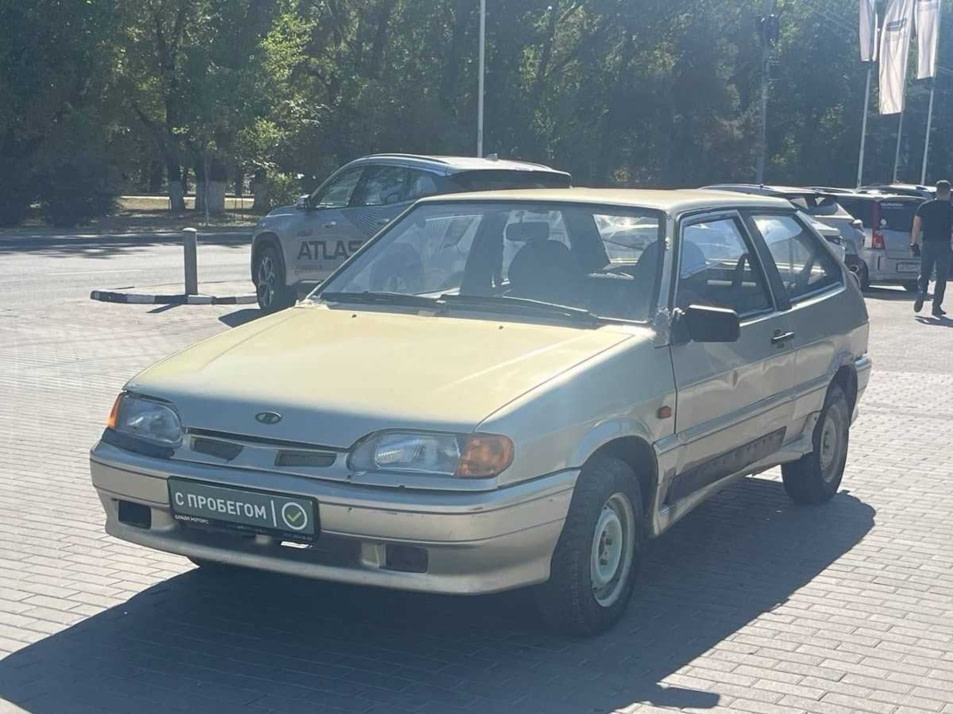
[450,170,571,191]
[406,170,442,200]
[837,198,875,227]
[352,166,409,207]
[752,215,842,301]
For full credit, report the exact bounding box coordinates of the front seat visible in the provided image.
[506,223,582,303]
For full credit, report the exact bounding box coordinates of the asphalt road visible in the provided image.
[0,232,252,309]
[1,236,953,714]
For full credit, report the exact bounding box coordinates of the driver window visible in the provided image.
[312,168,363,209]
[752,214,842,302]
[679,218,773,316]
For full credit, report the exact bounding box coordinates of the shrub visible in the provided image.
[33,111,119,227]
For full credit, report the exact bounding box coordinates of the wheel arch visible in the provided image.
[251,232,287,284]
[582,435,658,521]
[831,363,858,413]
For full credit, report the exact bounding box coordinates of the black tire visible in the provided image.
[535,456,643,636]
[850,262,869,291]
[902,280,920,293]
[782,383,850,505]
[254,243,296,313]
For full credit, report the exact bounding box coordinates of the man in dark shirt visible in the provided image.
[911,180,953,316]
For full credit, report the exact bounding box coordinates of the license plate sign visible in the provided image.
[168,479,317,541]
[897,263,919,273]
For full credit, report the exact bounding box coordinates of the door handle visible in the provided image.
[771,330,796,346]
[322,221,337,229]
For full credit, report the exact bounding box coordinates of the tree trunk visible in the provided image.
[252,168,269,212]
[167,158,186,212]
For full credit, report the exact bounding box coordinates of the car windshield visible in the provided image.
[316,201,664,322]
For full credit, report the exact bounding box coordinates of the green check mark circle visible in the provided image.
[280,502,309,531]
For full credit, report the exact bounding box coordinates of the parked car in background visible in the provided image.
[703,184,867,285]
[251,154,572,312]
[834,192,923,291]
[859,183,934,200]
[92,188,870,635]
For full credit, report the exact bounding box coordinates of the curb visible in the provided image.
[90,290,257,306]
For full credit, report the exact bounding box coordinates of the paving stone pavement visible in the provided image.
[1,280,952,714]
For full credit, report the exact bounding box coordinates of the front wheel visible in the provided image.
[535,457,643,636]
[782,383,850,505]
[254,243,296,313]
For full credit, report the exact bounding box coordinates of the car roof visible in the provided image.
[703,183,819,198]
[416,187,792,214]
[344,153,566,176]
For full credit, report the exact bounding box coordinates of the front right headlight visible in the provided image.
[108,392,183,447]
[349,431,514,478]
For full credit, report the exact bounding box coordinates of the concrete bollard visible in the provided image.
[183,228,198,295]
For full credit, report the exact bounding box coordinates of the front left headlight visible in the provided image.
[349,431,514,478]
[108,392,183,447]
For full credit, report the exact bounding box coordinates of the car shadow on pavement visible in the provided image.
[218,309,262,328]
[0,477,874,714]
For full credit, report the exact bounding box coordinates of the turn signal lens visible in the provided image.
[107,394,123,429]
[456,435,515,478]
[872,230,885,249]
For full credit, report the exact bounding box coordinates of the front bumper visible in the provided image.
[90,442,576,595]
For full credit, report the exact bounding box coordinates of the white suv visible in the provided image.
[251,154,571,311]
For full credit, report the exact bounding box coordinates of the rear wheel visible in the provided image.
[535,457,643,636]
[255,243,296,313]
[849,262,869,291]
[782,383,850,505]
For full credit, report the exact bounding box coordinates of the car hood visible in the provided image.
[127,304,637,447]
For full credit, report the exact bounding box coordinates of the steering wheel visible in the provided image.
[369,244,424,293]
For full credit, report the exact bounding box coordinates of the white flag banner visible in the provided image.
[916,0,940,79]
[880,0,916,114]
[860,0,878,62]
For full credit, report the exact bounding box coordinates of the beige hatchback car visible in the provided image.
[91,189,871,635]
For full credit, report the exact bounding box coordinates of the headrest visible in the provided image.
[505,221,550,243]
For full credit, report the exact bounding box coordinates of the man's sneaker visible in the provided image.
[914,294,925,313]
[933,306,947,317]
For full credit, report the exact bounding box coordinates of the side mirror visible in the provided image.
[294,195,310,210]
[673,305,741,344]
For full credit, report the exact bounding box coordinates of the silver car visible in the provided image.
[251,154,572,311]
[91,189,870,635]
[834,192,923,291]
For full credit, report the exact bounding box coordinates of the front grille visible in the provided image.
[275,450,337,468]
[191,437,243,462]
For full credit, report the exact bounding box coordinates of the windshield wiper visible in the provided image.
[438,294,602,325]
[320,291,440,308]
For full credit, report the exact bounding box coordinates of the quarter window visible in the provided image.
[678,218,773,316]
[313,168,363,209]
[752,214,842,301]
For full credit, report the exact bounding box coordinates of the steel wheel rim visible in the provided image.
[257,255,276,307]
[589,492,635,607]
[819,413,841,481]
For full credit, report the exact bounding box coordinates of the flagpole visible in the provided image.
[921,79,936,185]
[857,64,873,187]
[476,0,485,158]
[893,108,905,183]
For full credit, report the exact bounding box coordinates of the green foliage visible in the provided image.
[265,172,301,210]
[33,111,119,227]
[2,0,952,228]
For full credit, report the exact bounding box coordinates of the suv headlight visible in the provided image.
[107,393,183,447]
[349,431,514,478]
